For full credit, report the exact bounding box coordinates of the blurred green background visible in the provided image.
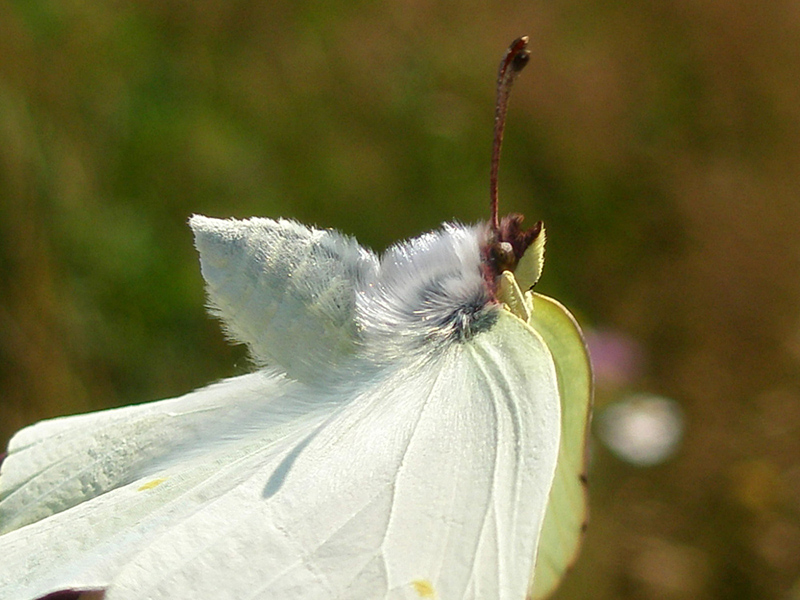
[1,1,799,598]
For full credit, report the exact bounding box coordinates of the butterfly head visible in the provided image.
[483,213,545,290]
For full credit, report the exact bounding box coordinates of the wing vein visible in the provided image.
[379,352,452,564]
[460,342,503,596]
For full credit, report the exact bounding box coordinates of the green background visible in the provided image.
[1,1,799,598]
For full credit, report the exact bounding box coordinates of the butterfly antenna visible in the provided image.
[490,36,531,233]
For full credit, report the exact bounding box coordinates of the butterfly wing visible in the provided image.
[0,310,561,600]
[0,372,300,534]
[527,294,593,600]
[0,372,340,599]
[190,215,379,382]
[105,310,560,600]
[1,215,376,539]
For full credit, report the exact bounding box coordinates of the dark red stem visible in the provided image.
[490,36,531,232]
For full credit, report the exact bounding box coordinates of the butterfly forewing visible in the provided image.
[191,216,379,383]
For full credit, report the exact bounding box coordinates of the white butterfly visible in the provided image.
[0,37,591,600]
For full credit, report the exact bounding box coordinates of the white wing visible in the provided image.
[0,311,561,600]
[190,215,379,382]
[0,372,297,533]
[0,371,339,599]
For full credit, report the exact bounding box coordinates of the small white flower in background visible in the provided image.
[598,394,684,466]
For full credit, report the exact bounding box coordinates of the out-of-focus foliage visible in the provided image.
[1,1,799,598]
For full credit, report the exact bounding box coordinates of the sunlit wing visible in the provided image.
[0,371,341,599]
[190,216,379,382]
[0,371,313,533]
[0,311,561,600]
[527,294,593,600]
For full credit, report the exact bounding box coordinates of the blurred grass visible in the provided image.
[2,1,800,598]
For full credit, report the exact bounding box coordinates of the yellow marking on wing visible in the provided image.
[411,579,436,598]
[137,478,167,491]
